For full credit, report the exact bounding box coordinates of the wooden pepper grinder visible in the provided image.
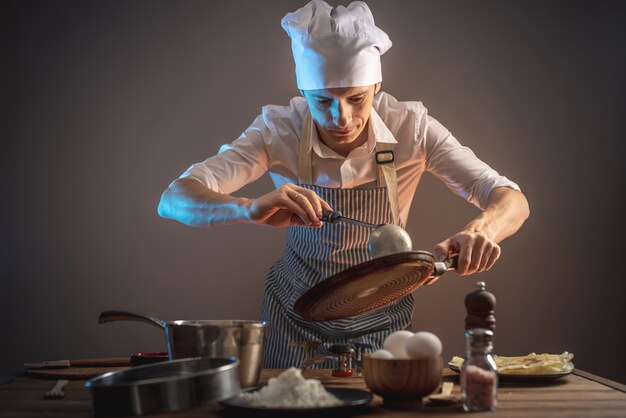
[465,281,496,331]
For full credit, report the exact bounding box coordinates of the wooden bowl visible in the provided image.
[362,355,443,409]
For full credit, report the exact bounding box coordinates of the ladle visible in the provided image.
[321,209,413,258]
[321,209,382,229]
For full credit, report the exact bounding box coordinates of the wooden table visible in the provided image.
[1,368,625,417]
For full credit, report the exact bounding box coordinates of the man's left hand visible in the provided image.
[433,231,501,276]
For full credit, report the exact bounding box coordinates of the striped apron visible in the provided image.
[260,113,414,368]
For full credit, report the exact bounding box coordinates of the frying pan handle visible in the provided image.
[427,255,459,285]
[439,255,458,273]
[321,209,343,223]
[98,310,167,329]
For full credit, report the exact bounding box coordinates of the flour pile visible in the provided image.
[239,367,342,408]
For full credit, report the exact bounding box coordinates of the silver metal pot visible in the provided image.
[98,310,267,387]
[85,356,239,416]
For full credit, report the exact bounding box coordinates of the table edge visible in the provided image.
[574,368,626,393]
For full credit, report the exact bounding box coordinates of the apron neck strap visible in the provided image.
[298,112,400,225]
[375,142,399,226]
[298,112,314,185]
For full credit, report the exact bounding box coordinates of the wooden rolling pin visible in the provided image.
[25,357,130,369]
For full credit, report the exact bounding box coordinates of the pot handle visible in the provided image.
[426,256,459,286]
[98,310,167,329]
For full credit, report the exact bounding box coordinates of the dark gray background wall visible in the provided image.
[2,0,625,383]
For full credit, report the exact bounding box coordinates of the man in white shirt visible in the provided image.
[158,0,529,368]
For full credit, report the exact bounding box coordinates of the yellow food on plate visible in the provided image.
[449,352,574,375]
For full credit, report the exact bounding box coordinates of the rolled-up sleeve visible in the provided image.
[180,115,271,194]
[421,115,520,209]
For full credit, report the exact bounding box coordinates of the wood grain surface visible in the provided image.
[0,368,624,417]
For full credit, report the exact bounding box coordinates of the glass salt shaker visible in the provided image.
[461,328,498,412]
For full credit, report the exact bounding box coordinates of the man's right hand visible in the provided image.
[247,184,332,228]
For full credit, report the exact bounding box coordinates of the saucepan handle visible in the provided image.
[98,310,167,329]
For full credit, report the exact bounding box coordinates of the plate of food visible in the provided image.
[220,368,372,414]
[448,352,574,383]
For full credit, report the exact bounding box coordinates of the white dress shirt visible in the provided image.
[180,91,520,226]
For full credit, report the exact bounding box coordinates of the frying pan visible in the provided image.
[85,357,239,416]
[294,251,458,321]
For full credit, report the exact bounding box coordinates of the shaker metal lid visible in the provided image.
[464,328,494,344]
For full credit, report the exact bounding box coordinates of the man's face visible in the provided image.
[302,84,379,154]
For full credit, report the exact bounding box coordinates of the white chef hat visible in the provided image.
[281,0,392,90]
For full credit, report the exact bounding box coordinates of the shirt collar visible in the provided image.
[310,107,397,159]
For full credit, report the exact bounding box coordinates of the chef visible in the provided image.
[158,0,529,368]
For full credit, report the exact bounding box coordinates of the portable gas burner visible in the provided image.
[289,341,372,377]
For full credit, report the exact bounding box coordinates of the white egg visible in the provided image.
[383,330,414,358]
[405,331,443,359]
[369,349,394,359]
